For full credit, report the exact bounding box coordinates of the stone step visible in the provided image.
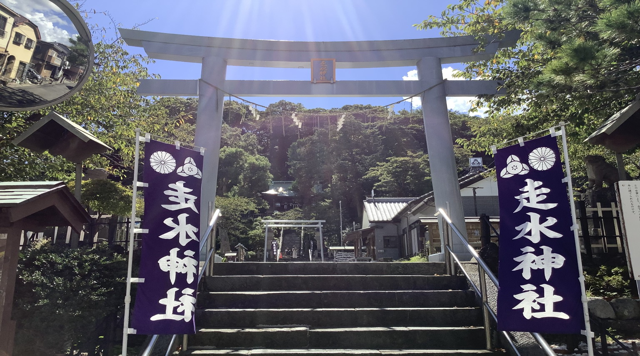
[186,349,502,356]
[205,275,468,292]
[210,262,446,276]
[200,290,477,309]
[195,307,483,328]
[189,326,486,349]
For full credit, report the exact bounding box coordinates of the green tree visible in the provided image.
[415,0,640,179]
[13,241,126,356]
[217,147,272,198]
[75,179,135,218]
[331,116,384,219]
[151,97,198,144]
[66,35,89,67]
[364,152,432,197]
[221,123,262,156]
[288,129,334,205]
[214,196,262,250]
[223,100,251,128]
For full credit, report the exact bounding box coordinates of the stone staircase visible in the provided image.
[187,262,499,356]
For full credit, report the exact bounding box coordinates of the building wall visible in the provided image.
[460,176,498,197]
[398,209,426,257]
[374,223,400,260]
[3,23,37,79]
[0,10,15,76]
[461,196,500,216]
[396,176,500,257]
[460,176,500,215]
[362,211,370,229]
[33,43,70,80]
[0,10,15,51]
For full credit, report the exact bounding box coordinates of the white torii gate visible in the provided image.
[262,219,325,262]
[119,29,518,257]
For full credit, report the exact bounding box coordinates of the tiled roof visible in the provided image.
[391,170,494,218]
[0,181,65,207]
[363,197,415,222]
[586,98,640,143]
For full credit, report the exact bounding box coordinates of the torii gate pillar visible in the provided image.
[195,56,227,231]
[418,57,469,258]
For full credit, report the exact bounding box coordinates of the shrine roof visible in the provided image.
[0,181,66,207]
[363,197,415,222]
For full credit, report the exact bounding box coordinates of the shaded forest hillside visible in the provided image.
[152,98,488,250]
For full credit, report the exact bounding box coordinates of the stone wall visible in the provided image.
[588,297,640,337]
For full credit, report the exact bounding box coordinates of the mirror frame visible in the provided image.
[0,0,95,112]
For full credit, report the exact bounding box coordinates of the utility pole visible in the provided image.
[470,187,483,216]
[339,201,343,246]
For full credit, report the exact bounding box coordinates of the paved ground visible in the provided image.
[0,81,76,107]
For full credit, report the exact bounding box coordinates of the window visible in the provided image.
[25,39,34,50]
[383,236,398,248]
[13,32,24,45]
[0,15,7,38]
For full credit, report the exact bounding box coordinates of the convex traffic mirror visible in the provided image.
[0,0,94,111]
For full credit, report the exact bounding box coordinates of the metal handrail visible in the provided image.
[480,214,501,239]
[590,312,639,356]
[198,209,222,284]
[139,209,222,356]
[438,208,556,356]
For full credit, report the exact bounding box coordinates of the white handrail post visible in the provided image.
[122,128,142,356]
[478,268,491,350]
[207,212,219,277]
[560,123,594,356]
[263,224,269,262]
[319,226,325,262]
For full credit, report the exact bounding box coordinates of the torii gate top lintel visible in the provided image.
[119,28,519,68]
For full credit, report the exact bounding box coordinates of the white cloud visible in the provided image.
[402,69,421,109]
[3,0,63,15]
[403,67,487,116]
[25,12,76,45]
[2,0,77,45]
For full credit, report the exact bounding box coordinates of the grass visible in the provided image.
[402,254,429,263]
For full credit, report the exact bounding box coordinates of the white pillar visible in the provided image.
[417,57,470,259]
[195,56,227,234]
[263,225,269,262]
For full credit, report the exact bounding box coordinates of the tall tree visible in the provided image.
[216,147,272,198]
[331,116,384,219]
[364,152,432,197]
[66,35,89,67]
[416,0,640,179]
[288,129,334,205]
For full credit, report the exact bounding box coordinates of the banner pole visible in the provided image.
[559,123,594,356]
[122,129,143,356]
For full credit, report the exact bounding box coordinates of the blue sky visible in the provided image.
[19,0,477,112]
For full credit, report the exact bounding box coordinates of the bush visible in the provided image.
[400,253,428,263]
[12,240,126,356]
[584,265,632,298]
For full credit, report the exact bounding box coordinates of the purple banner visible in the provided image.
[132,140,203,335]
[496,135,583,334]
